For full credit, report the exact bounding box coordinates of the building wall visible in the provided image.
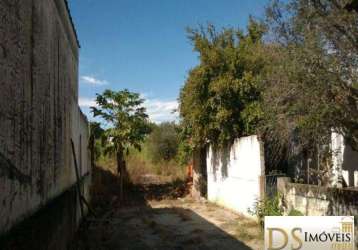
[0,0,90,237]
[206,135,265,216]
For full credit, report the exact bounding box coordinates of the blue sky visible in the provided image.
[68,0,269,123]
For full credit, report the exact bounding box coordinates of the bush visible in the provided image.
[288,209,303,216]
[147,122,179,163]
[176,139,193,167]
[248,194,283,226]
[249,195,305,227]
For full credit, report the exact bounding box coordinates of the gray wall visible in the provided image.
[277,177,358,245]
[277,178,358,216]
[0,0,90,235]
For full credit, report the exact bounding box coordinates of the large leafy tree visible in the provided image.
[179,20,267,147]
[91,89,151,199]
[261,0,358,153]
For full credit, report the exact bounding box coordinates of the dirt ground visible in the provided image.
[73,170,263,250]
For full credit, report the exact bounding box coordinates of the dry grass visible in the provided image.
[96,153,187,185]
[153,160,186,180]
[90,153,188,210]
[124,154,154,183]
[234,219,263,243]
[90,164,121,213]
[96,157,117,174]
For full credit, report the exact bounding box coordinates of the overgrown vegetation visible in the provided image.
[90,0,358,198]
[147,122,179,163]
[249,195,304,225]
[179,20,267,147]
[261,0,358,156]
[248,195,283,226]
[179,0,358,174]
[91,119,187,185]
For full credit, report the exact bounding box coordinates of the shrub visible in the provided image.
[147,122,179,163]
[288,209,303,216]
[248,194,283,226]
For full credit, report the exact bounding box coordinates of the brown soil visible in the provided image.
[72,167,263,250]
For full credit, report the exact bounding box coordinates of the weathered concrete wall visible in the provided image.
[277,177,358,245]
[206,135,265,216]
[0,0,90,237]
[0,179,90,250]
[277,177,358,216]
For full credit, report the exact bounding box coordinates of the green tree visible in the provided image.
[91,89,151,199]
[261,0,358,153]
[147,122,179,163]
[179,20,267,147]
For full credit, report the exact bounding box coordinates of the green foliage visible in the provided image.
[147,122,179,163]
[288,209,303,216]
[179,20,267,147]
[248,195,283,226]
[89,122,105,160]
[261,0,358,153]
[89,121,105,140]
[91,89,151,155]
[142,122,192,167]
[176,139,193,167]
[249,195,303,226]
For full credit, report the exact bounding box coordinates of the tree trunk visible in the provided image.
[89,135,95,170]
[116,150,123,202]
[116,148,128,202]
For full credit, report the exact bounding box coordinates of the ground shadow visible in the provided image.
[342,143,358,187]
[94,207,254,250]
[0,185,79,250]
[73,165,255,250]
[1,165,257,249]
[91,165,190,209]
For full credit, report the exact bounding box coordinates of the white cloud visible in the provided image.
[144,99,178,123]
[78,97,97,108]
[78,95,179,124]
[80,75,108,85]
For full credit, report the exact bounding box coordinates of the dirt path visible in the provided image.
[73,171,262,249]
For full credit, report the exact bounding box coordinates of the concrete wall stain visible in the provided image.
[206,135,265,217]
[0,152,31,185]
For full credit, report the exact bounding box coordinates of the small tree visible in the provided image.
[91,89,151,200]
